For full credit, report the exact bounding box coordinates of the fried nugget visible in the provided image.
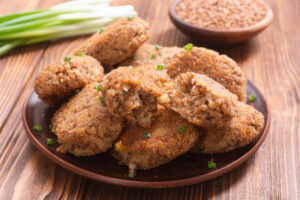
[102,66,174,128]
[165,47,247,101]
[112,108,199,174]
[120,44,183,67]
[34,55,104,106]
[51,83,123,156]
[162,72,239,129]
[192,102,264,154]
[73,16,150,67]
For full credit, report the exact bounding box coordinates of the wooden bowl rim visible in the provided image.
[22,81,270,189]
[169,0,274,35]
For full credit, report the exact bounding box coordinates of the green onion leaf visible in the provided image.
[249,93,256,102]
[130,55,135,59]
[64,55,71,62]
[177,125,186,134]
[152,54,157,59]
[127,16,134,21]
[96,84,102,91]
[128,173,135,178]
[33,125,41,132]
[144,132,151,138]
[77,52,84,56]
[208,160,216,169]
[157,64,163,70]
[47,138,55,145]
[155,45,161,50]
[98,27,104,34]
[49,124,53,130]
[183,43,193,50]
[74,89,81,94]
[99,97,105,103]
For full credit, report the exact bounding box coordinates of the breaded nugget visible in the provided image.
[120,44,183,67]
[162,72,238,129]
[73,16,150,67]
[52,83,123,156]
[165,47,247,101]
[34,55,104,106]
[113,108,199,173]
[102,66,174,128]
[192,102,264,153]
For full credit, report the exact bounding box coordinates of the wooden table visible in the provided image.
[0,0,299,199]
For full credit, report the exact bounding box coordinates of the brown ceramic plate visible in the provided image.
[22,81,270,188]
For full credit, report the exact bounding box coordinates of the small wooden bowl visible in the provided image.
[169,0,274,46]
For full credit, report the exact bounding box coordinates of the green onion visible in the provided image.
[152,54,157,59]
[177,125,186,134]
[49,124,53,130]
[47,138,55,145]
[183,43,193,50]
[77,52,84,56]
[98,27,104,34]
[0,0,137,56]
[33,125,41,132]
[97,84,102,91]
[144,132,151,138]
[99,97,105,103]
[74,89,81,94]
[128,173,135,178]
[157,64,163,70]
[155,45,161,50]
[249,93,256,102]
[208,160,216,169]
[127,16,134,21]
[130,55,135,59]
[64,55,71,62]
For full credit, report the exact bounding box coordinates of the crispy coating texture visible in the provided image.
[52,83,123,156]
[113,108,200,170]
[120,44,183,67]
[162,72,239,129]
[34,55,104,106]
[165,47,247,101]
[73,16,150,67]
[192,102,264,153]
[102,66,174,128]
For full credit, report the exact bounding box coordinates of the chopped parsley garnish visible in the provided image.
[128,16,134,21]
[128,173,135,178]
[47,138,55,145]
[33,125,41,132]
[98,28,104,34]
[99,97,105,103]
[144,132,151,138]
[249,93,256,102]
[183,43,193,50]
[157,64,164,70]
[177,125,186,134]
[96,84,102,91]
[74,89,81,94]
[77,52,84,56]
[208,160,216,169]
[49,124,53,130]
[152,54,157,59]
[155,45,161,50]
[64,56,71,62]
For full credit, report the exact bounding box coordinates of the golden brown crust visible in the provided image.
[113,108,200,170]
[52,83,123,156]
[34,55,104,106]
[192,102,264,154]
[165,47,247,101]
[73,16,150,67]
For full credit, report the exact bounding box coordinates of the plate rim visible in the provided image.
[22,81,271,189]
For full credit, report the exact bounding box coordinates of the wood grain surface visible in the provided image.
[0,0,299,199]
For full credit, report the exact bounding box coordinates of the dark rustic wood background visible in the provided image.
[0,0,299,199]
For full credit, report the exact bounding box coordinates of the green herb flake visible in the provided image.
[49,124,53,130]
[152,54,157,59]
[98,28,104,34]
[131,55,135,59]
[144,132,151,138]
[77,52,84,56]
[128,173,135,178]
[249,93,256,102]
[33,125,41,132]
[74,89,81,94]
[96,84,102,91]
[157,64,164,70]
[128,16,134,21]
[177,125,186,134]
[183,43,193,50]
[47,138,55,145]
[155,45,161,50]
[208,160,216,169]
[99,97,105,103]
[64,55,71,62]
